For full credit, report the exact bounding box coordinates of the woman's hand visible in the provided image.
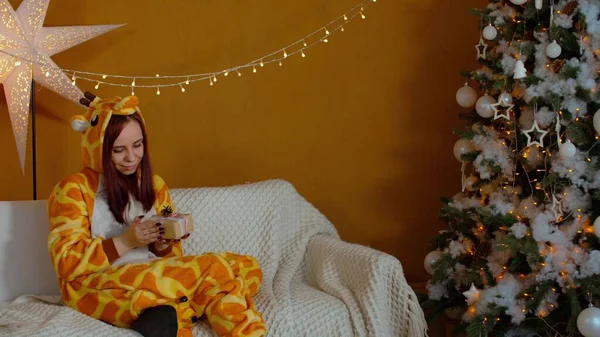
[113,216,164,255]
[153,233,190,251]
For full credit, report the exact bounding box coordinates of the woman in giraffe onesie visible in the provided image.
[47,92,267,337]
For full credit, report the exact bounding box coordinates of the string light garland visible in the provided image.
[0,0,377,95]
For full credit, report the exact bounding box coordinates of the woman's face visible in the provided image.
[111,121,144,175]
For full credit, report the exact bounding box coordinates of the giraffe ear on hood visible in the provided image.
[71,115,89,132]
[80,91,101,108]
[113,95,139,111]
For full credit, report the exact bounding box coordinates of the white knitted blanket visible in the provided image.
[0,180,427,337]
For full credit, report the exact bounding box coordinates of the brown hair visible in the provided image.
[101,113,155,224]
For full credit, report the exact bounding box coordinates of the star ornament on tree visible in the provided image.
[523,120,549,147]
[475,36,488,60]
[463,283,481,305]
[491,102,514,120]
[0,0,123,174]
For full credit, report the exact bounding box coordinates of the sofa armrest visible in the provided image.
[305,234,427,337]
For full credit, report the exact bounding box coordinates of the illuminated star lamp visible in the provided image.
[0,0,123,174]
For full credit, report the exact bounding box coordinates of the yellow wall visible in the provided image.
[0,0,484,282]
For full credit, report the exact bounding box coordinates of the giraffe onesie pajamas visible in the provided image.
[47,95,267,337]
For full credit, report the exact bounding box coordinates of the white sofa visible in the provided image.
[0,179,426,337]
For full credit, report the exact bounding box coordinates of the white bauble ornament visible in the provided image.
[514,59,527,79]
[559,140,576,159]
[456,84,477,108]
[465,176,478,192]
[424,250,443,275]
[535,0,543,9]
[475,95,497,118]
[510,0,528,4]
[594,217,600,238]
[546,40,562,58]
[453,139,475,162]
[593,109,600,133]
[498,92,513,107]
[483,24,498,40]
[577,305,600,337]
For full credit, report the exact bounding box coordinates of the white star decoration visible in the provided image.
[523,120,549,147]
[491,102,514,121]
[475,36,488,60]
[463,283,481,305]
[551,194,564,222]
[0,0,122,173]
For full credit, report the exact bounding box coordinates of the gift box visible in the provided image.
[148,213,194,239]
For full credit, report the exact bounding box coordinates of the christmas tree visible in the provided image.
[422,1,600,336]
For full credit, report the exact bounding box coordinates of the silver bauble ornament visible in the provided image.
[559,140,576,159]
[456,84,478,108]
[498,92,513,107]
[510,0,528,4]
[424,250,443,275]
[594,217,600,238]
[483,24,498,40]
[546,40,562,58]
[475,95,497,118]
[577,305,600,337]
[465,176,478,192]
[593,109,600,133]
[453,139,475,162]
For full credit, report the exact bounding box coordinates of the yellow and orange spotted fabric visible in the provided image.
[47,95,267,337]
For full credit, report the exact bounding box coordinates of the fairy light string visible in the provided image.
[0,0,376,94]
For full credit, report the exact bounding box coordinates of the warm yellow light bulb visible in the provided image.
[279,60,283,66]
[253,66,257,73]
[14,60,21,66]
[325,28,330,35]
[236,70,241,76]
[132,79,136,86]
[341,27,345,32]
[213,75,217,82]
[156,87,160,95]
[260,60,264,67]
[131,87,135,95]
[186,77,190,85]
[71,79,76,86]
[180,85,185,92]
[303,41,307,47]
[224,71,229,76]
[102,74,107,79]
[361,12,366,19]
[45,71,50,77]
[301,50,306,58]
[209,78,213,86]
[94,82,100,89]
[283,50,288,58]
[324,38,329,43]
[344,14,348,21]
[156,74,160,78]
